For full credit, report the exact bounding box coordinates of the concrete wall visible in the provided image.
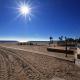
[75,48,80,67]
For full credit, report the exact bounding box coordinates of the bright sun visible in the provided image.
[14,1,33,21]
[12,0,36,21]
[20,5,30,16]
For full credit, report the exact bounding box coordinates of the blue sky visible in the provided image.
[0,0,80,41]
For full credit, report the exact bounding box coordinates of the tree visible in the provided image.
[59,36,63,41]
[74,38,78,47]
[78,37,80,43]
[49,36,53,46]
[66,38,75,46]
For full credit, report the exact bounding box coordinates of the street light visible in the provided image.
[65,36,68,57]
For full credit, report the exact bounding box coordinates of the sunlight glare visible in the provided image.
[15,1,33,20]
[20,5,30,16]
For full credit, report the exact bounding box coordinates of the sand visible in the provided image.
[0,44,80,80]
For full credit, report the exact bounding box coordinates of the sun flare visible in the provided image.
[19,3,31,19]
[20,5,30,15]
[14,1,33,21]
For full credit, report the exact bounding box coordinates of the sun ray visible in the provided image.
[13,0,34,21]
[7,0,39,22]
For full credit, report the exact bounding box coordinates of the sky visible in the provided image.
[0,0,80,41]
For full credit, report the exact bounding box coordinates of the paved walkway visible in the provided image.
[0,45,75,62]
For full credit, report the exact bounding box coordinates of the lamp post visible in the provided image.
[65,36,68,57]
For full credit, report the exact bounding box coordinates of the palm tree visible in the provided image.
[59,36,63,41]
[49,36,53,46]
